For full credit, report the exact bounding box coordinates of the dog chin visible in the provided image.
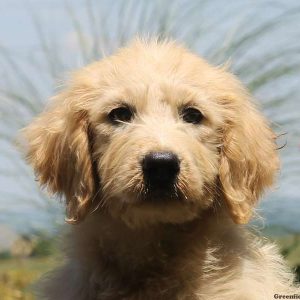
[108,196,200,229]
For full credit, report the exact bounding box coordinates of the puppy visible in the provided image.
[21,39,299,299]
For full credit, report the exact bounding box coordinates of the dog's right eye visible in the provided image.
[108,106,133,124]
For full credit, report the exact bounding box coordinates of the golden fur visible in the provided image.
[21,39,299,299]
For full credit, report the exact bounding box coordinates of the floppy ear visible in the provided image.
[21,93,95,224]
[219,97,279,224]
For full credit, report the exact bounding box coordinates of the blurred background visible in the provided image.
[0,0,299,298]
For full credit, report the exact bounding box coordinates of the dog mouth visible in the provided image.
[140,181,184,203]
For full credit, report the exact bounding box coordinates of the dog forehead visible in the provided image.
[76,40,210,91]
[96,46,214,100]
[108,41,212,83]
[75,40,246,118]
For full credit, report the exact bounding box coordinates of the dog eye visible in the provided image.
[181,107,203,124]
[108,106,133,124]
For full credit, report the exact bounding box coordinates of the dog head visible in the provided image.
[21,39,279,227]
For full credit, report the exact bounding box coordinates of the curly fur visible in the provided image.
[21,39,299,299]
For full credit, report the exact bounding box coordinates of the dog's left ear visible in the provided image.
[219,94,279,224]
[20,91,95,224]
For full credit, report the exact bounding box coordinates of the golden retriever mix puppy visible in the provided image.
[21,39,299,299]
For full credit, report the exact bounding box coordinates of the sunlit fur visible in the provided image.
[21,39,299,299]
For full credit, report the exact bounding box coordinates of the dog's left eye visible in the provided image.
[181,107,203,124]
[108,106,133,124]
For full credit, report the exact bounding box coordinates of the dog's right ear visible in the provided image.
[20,91,95,224]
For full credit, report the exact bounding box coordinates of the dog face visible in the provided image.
[21,40,279,227]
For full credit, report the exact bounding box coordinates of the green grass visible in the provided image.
[0,257,56,300]
[275,235,300,267]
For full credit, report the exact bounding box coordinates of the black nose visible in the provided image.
[142,152,180,188]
